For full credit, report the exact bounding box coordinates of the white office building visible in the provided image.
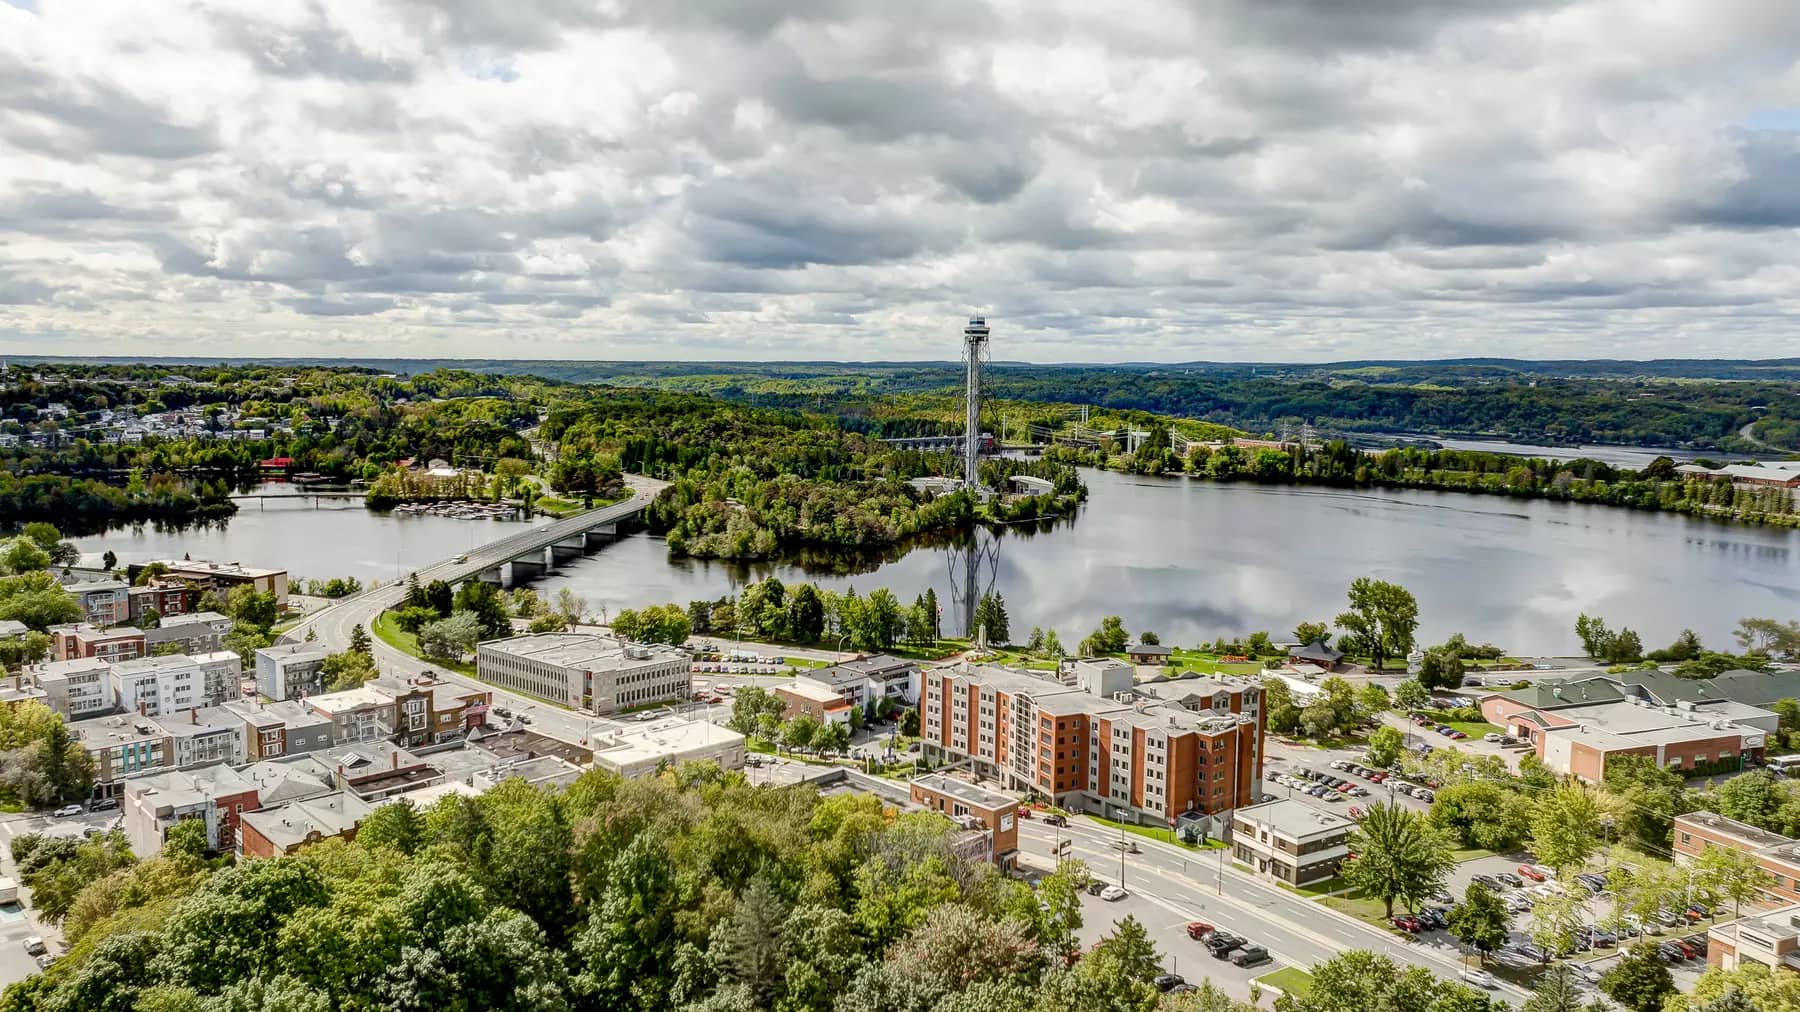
[476,634,689,715]
[590,717,746,779]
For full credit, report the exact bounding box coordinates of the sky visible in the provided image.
[2,1,1799,364]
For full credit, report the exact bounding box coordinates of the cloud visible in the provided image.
[0,0,1796,361]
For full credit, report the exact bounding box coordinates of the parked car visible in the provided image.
[1330,760,1350,770]
[1185,921,1215,940]
[1585,927,1617,948]
[1509,942,1548,963]
[1460,969,1498,989]
[1205,933,1244,958]
[1471,874,1503,891]
[1099,884,1128,901]
[1154,974,1188,993]
[1348,787,1369,797]
[1669,938,1697,959]
[1497,872,1524,888]
[1231,945,1271,967]
[1658,942,1689,962]
[1505,893,1534,913]
[33,954,54,970]
[1085,880,1107,896]
[1415,789,1436,803]
[88,798,119,812]
[1390,914,1422,932]
[1347,806,1362,818]
[1654,908,1686,928]
[1566,961,1601,984]
[1684,934,1709,956]
[21,937,44,957]
[1517,864,1547,882]
[1684,904,1712,922]
[1575,873,1607,894]
[1266,771,1284,782]
[1367,771,1388,783]
[1482,732,1502,743]
[50,805,81,819]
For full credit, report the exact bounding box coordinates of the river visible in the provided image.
[79,473,1800,656]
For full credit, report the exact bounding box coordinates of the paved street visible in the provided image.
[0,807,122,989]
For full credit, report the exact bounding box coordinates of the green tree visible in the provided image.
[226,586,279,632]
[786,584,826,643]
[1521,964,1588,1012]
[1600,942,1676,1012]
[1445,882,1509,963]
[1340,802,1454,917]
[1394,679,1430,711]
[1529,779,1605,873]
[1274,949,1493,1012]
[866,589,903,650]
[319,650,376,692]
[357,800,424,855]
[971,592,1010,646]
[782,714,821,752]
[1356,682,1391,719]
[1417,647,1465,692]
[714,877,788,1006]
[1695,842,1775,918]
[0,537,51,575]
[1528,885,1588,959]
[727,687,786,737]
[1294,621,1331,648]
[1261,676,1300,735]
[1080,616,1129,656]
[101,550,118,572]
[453,581,512,641]
[555,587,586,628]
[419,612,482,661]
[348,622,372,658]
[1334,578,1419,670]
[1366,726,1404,769]
[1429,781,1531,852]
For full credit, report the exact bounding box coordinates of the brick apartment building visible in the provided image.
[920,659,1263,827]
[50,624,145,663]
[910,774,1019,867]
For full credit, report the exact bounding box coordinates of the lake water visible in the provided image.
[1383,435,1766,469]
[81,473,1800,655]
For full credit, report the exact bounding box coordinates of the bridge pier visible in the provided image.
[550,536,588,561]
[480,566,505,588]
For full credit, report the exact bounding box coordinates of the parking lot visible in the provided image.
[0,806,125,989]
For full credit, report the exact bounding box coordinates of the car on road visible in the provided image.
[51,804,81,818]
[1460,969,1498,989]
[1205,932,1244,957]
[1565,962,1601,984]
[452,554,468,563]
[1084,880,1107,896]
[1517,864,1547,882]
[33,954,54,970]
[1099,884,1128,901]
[1110,839,1140,853]
[22,937,45,956]
[1414,788,1435,802]
[1230,945,1271,967]
[1154,974,1188,993]
[1185,921,1215,940]
[88,798,119,812]
[1043,814,1067,827]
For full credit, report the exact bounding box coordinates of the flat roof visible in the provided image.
[1677,810,1790,849]
[592,717,744,768]
[302,686,391,713]
[1235,798,1353,839]
[157,559,285,579]
[68,713,164,746]
[479,633,683,670]
[241,791,374,850]
[911,774,1015,811]
[257,643,330,663]
[779,679,843,703]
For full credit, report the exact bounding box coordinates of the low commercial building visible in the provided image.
[774,679,856,726]
[367,676,491,749]
[142,560,289,607]
[921,658,1264,825]
[1707,904,1800,972]
[475,634,689,715]
[239,791,375,858]
[589,717,746,779]
[254,644,330,702]
[32,657,113,719]
[1288,641,1345,670]
[1675,811,1800,905]
[50,623,144,663]
[797,655,921,710]
[1231,798,1354,886]
[910,774,1019,867]
[1482,680,1770,782]
[123,765,260,855]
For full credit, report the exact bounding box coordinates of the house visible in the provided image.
[1231,798,1354,887]
[254,644,330,702]
[1007,475,1054,496]
[1126,643,1174,665]
[910,775,1019,868]
[774,679,856,726]
[239,791,375,859]
[1288,641,1344,670]
[123,765,260,856]
[50,624,144,663]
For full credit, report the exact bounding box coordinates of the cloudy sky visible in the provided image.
[2,0,1798,363]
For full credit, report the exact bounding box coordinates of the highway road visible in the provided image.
[279,476,668,745]
[1021,815,1530,1005]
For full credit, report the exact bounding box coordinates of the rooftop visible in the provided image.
[803,654,917,688]
[241,791,375,851]
[162,611,231,628]
[68,712,164,747]
[1235,797,1354,839]
[779,679,844,703]
[911,774,1016,812]
[111,654,200,677]
[156,559,285,579]
[1127,643,1174,656]
[257,643,331,664]
[237,761,334,806]
[0,620,27,638]
[152,705,246,739]
[466,726,593,766]
[591,716,744,771]
[301,685,393,713]
[479,633,683,669]
[1677,810,1791,850]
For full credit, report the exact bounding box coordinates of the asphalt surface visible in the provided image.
[0,808,124,989]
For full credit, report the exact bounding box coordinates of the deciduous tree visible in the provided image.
[1340,803,1454,918]
[1600,942,1676,1012]
[1334,578,1419,671]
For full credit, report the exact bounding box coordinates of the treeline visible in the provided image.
[0,471,233,533]
[685,577,969,653]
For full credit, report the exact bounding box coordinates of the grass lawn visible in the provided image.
[1414,708,1503,738]
[1083,814,1228,850]
[1255,967,1313,997]
[371,610,476,677]
[1317,889,1401,929]
[1452,847,1498,863]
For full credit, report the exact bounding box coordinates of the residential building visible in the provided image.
[127,580,193,624]
[143,611,232,657]
[32,657,112,719]
[774,679,856,726]
[237,760,335,808]
[0,620,27,640]
[284,742,442,801]
[1125,644,1174,665]
[367,676,491,749]
[0,675,48,710]
[589,716,746,779]
[152,705,248,769]
[239,791,376,859]
[139,560,289,606]
[1707,904,1800,972]
[910,774,1019,867]
[68,713,170,795]
[68,581,130,626]
[254,644,330,702]
[1481,679,1769,781]
[50,623,144,663]
[109,654,205,716]
[300,685,395,744]
[796,655,921,710]
[192,649,242,707]
[123,765,260,855]
[225,699,336,761]
[1231,798,1354,886]
[920,659,1264,825]
[475,634,689,715]
[1675,812,1800,905]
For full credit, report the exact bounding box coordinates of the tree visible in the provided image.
[0,537,51,575]
[1529,779,1605,873]
[1695,843,1775,918]
[1274,949,1493,1012]
[419,612,482,661]
[1575,613,1610,658]
[221,626,271,670]
[425,580,454,617]
[319,650,376,692]
[1356,683,1391,719]
[782,714,821,752]
[812,721,849,754]
[101,550,117,572]
[1735,617,1800,659]
[348,622,372,658]
[727,687,786,736]
[1366,726,1404,770]
[554,587,585,628]
[714,878,788,1006]
[971,592,1009,646]
[356,800,424,855]
[866,589,903,650]
[1293,622,1331,649]
[1340,802,1454,917]
[786,584,826,643]
[1394,679,1430,711]
[226,586,279,632]
[1416,647,1465,692]
[1334,578,1418,670]
[1429,781,1531,852]
[1262,677,1300,735]
[1600,942,1676,1012]
[1445,882,1509,962]
[0,571,82,631]
[1080,616,1129,656]
[453,581,512,641]
[1521,964,1588,1012]
[1528,885,1588,958]
[0,630,50,671]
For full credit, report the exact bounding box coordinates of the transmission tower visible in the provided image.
[960,315,989,490]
